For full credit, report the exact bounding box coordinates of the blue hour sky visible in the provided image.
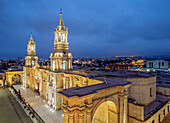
[0,0,170,59]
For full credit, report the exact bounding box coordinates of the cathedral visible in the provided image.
[23,11,103,110]
[19,11,170,123]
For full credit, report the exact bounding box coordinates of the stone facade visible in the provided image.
[23,66,103,110]
[157,85,170,99]
[59,80,131,123]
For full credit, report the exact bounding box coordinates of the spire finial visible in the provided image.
[29,33,34,43]
[58,8,64,28]
[30,33,33,41]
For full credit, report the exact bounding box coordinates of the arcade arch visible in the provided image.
[12,74,22,85]
[6,71,23,85]
[59,82,131,123]
[92,101,118,123]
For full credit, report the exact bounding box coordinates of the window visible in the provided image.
[163,109,165,115]
[56,35,58,41]
[150,88,152,97]
[31,46,34,50]
[59,33,61,41]
[149,62,152,68]
[62,34,65,42]
[52,61,55,71]
[159,62,161,68]
[32,61,34,65]
[162,62,164,66]
[158,114,161,122]
[152,120,154,123]
[168,106,170,112]
[62,61,68,70]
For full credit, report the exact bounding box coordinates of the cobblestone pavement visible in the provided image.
[14,85,64,123]
[0,88,32,123]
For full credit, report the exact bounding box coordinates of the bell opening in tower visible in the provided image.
[62,61,68,70]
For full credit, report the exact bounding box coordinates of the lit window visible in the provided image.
[32,61,34,65]
[56,34,58,41]
[31,46,34,50]
[52,61,55,71]
[62,34,65,42]
[59,33,61,41]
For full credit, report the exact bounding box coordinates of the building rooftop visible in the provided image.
[71,69,156,78]
[58,78,131,97]
[157,83,170,88]
[144,95,168,120]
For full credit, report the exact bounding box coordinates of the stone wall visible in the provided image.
[112,76,156,106]
[126,77,156,106]
[128,102,170,123]
[157,86,170,97]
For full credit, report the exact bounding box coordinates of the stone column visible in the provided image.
[86,103,93,123]
[63,109,69,123]
[74,110,78,123]
[124,91,128,123]
[86,110,92,123]
[70,77,73,88]
[79,111,84,123]
[55,88,63,110]
[68,112,74,123]
[118,93,124,123]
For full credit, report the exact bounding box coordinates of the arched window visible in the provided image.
[59,33,61,41]
[62,61,68,70]
[52,61,55,71]
[31,46,34,50]
[32,60,35,65]
[62,34,65,42]
[56,34,58,41]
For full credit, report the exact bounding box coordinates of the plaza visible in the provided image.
[14,85,64,123]
[0,88,32,123]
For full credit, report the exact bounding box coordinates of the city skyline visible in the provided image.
[1,0,170,59]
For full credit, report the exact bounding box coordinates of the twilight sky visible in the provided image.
[0,0,170,59]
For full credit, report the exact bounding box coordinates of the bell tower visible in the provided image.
[25,34,38,66]
[50,10,73,71]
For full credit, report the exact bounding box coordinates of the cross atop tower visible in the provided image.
[60,8,62,14]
